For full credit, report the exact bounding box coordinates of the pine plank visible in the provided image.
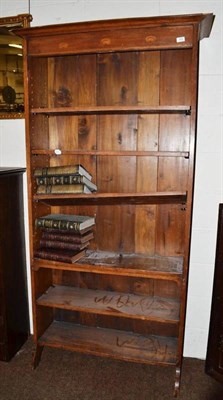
[31,105,190,114]
[33,191,187,206]
[31,150,190,157]
[136,51,160,254]
[39,321,178,365]
[156,205,186,257]
[37,285,180,323]
[33,251,183,280]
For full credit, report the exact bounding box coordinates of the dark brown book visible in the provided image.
[42,230,94,244]
[36,183,92,194]
[34,248,86,264]
[35,214,95,232]
[36,174,97,191]
[39,239,90,251]
[34,164,92,181]
[40,226,93,235]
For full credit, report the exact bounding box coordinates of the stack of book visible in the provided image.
[34,164,97,194]
[34,213,95,263]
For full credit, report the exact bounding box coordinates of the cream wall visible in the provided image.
[0,0,222,360]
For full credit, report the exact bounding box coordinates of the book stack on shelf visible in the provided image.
[34,214,95,263]
[34,164,97,194]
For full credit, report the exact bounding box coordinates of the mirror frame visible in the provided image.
[0,14,32,119]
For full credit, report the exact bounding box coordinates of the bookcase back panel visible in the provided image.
[158,157,189,191]
[31,204,184,257]
[135,157,157,251]
[29,32,192,328]
[135,205,157,254]
[48,55,97,107]
[137,115,159,151]
[96,205,135,252]
[138,51,160,106]
[135,50,159,255]
[156,205,185,256]
[159,115,190,152]
[77,116,97,151]
[54,308,179,337]
[136,158,158,192]
[49,117,79,150]
[97,156,136,192]
[29,49,192,152]
[30,114,190,152]
[97,115,137,150]
[160,49,192,105]
[30,205,185,258]
[95,204,185,256]
[50,268,181,337]
[29,49,192,107]
[98,52,138,105]
[52,270,180,299]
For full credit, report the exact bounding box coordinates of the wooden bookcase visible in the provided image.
[17,14,214,395]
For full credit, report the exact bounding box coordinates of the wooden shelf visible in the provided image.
[33,251,183,281]
[31,150,190,158]
[31,105,191,115]
[38,321,178,365]
[33,191,187,206]
[37,285,180,323]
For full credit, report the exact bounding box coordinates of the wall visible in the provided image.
[0,0,222,360]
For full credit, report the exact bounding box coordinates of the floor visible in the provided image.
[0,337,223,400]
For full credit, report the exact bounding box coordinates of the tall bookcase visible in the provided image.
[18,14,214,395]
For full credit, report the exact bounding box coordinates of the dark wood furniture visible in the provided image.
[0,167,29,361]
[17,13,214,395]
[205,204,223,383]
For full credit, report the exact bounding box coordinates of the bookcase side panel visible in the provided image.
[29,57,49,109]
[32,269,54,340]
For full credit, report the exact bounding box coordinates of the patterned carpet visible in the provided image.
[0,337,223,400]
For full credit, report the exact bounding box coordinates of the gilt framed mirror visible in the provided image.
[0,14,32,119]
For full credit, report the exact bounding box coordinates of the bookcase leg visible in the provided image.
[32,344,44,369]
[173,366,181,397]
